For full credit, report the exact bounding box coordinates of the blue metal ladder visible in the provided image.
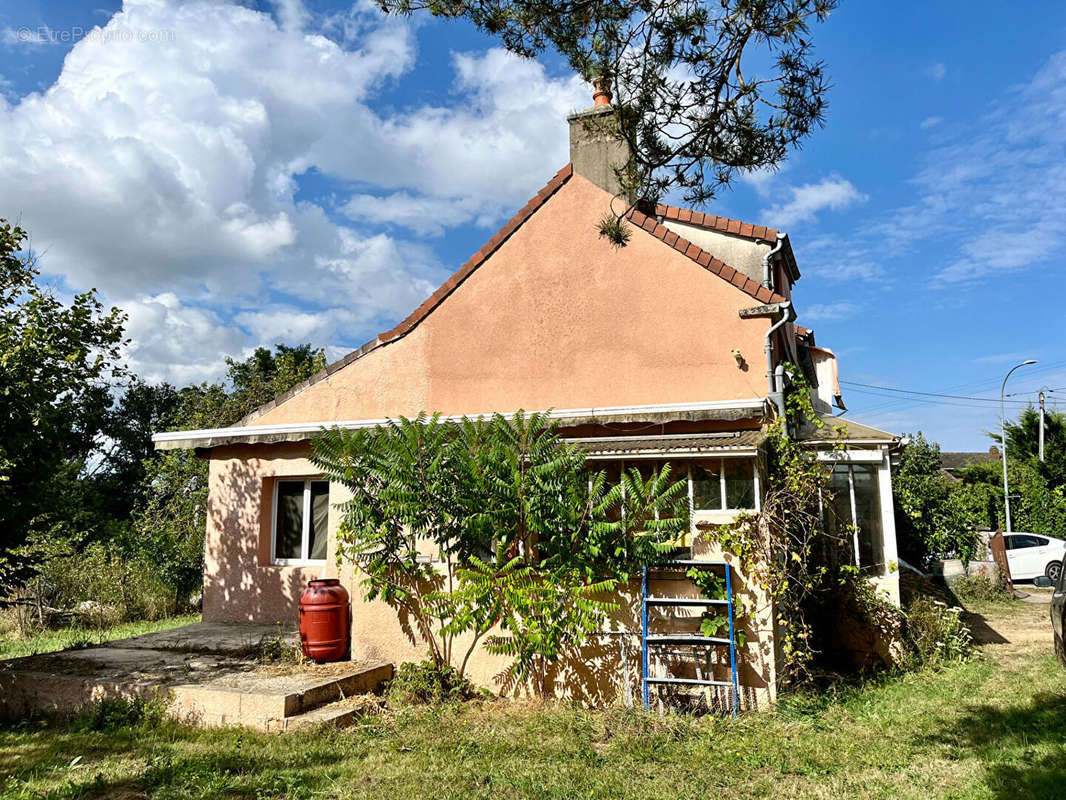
[641,559,740,716]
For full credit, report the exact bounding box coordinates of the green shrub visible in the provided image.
[952,568,1011,604]
[37,542,178,624]
[387,661,476,706]
[900,596,972,670]
[71,696,166,732]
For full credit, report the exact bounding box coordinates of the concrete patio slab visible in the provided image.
[106,621,298,656]
[0,623,392,731]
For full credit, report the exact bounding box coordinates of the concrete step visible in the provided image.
[170,661,394,730]
[290,662,393,716]
[279,696,378,732]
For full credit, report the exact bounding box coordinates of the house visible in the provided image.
[941,446,1001,481]
[153,88,901,706]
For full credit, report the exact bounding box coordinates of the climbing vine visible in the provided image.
[709,364,899,686]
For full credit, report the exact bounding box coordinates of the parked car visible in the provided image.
[1001,532,1066,582]
[1033,566,1066,667]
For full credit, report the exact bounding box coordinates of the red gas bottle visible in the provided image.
[298,578,350,663]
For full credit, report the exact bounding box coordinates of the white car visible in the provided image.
[1004,532,1066,583]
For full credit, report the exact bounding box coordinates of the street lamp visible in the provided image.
[1001,359,1037,532]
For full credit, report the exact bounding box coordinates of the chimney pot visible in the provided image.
[592,77,611,106]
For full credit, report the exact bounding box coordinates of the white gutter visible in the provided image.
[762,233,786,290]
[152,398,769,448]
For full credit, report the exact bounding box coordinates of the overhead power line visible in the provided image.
[840,380,1033,404]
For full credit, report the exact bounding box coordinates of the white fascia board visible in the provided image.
[152,398,769,446]
[815,450,886,463]
[583,450,759,460]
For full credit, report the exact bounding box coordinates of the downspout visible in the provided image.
[762,234,785,290]
[765,300,794,420]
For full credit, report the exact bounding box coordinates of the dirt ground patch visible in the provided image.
[965,589,1053,647]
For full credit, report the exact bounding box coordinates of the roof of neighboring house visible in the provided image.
[654,203,800,283]
[941,449,1000,472]
[570,430,766,458]
[798,415,899,444]
[624,206,785,306]
[240,165,788,426]
[654,204,779,242]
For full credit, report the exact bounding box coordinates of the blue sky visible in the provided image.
[1,0,1064,449]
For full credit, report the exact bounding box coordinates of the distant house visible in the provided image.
[153,89,901,705]
[941,447,1001,481]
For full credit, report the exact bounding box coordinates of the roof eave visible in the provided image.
[153,399,772,451]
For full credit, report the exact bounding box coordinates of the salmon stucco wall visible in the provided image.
[249,172,773,427]
[204,441,778,706]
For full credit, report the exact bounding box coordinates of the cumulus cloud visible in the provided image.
[341,192,502,237]
[312,47,587,207]
[0,0,586,383]
[123,293,250,385]
[759,176,867,228]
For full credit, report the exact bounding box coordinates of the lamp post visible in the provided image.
[1001,359,1037,532]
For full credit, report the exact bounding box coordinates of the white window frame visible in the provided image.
[688,457,760,512]
[822,460,885,573]
[818,448,895,580]
[270,477,329,566]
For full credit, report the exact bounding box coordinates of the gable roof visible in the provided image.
[654,203,779,243]
[242,165,786,425]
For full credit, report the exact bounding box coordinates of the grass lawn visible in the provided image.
[0,614,201,661]
[1,602,1064,800]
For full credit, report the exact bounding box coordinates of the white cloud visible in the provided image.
[920,115,942,129]
[123,293,250,385]
[341,192,502,237]
[738,165,786,198]
[971,352,1036,366]
[309,47,587,206]
[926,62,947,81]
[797,50,1066,290]
[0,0,586,383]
[802,301,860,321]
[759,176,867,228]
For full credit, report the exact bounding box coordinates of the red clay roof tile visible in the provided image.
[655,204,779,242]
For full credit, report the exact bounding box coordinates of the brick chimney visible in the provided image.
[567,79,632,199]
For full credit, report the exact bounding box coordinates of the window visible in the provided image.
[724,460,755,509]
[272,479,329,564]
[692,458,758,512]
[824,464,884,572]
[586,458,758,514]
[1007,534,1044,549]
[692,461,722,510]
[686,456,754,514]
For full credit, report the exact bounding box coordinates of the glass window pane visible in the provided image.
[275,481,304,560]
[692,460,722,510]
[824,465,854,549]
[308,481,329,561]
[852,465,884,571]
[724,460,755,509]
